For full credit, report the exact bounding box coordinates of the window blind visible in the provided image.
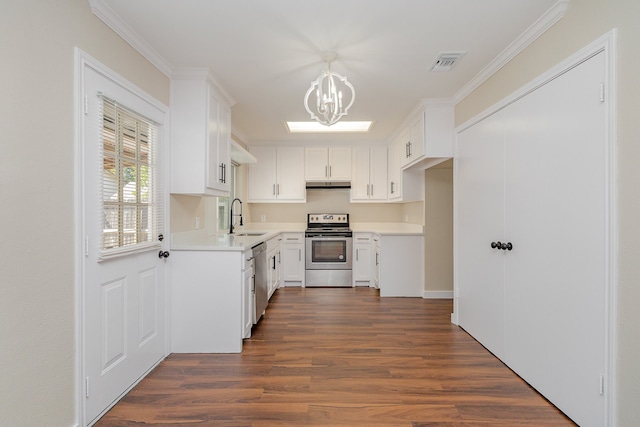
[98,94,163,259]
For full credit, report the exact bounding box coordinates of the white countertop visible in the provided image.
[171,222,423,251]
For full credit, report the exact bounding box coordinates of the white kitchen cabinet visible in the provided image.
[248,146,305,202]
[241,249,254,339]
[281,233,305,286]
[387,131,424,202]
[266,234,282,299]
[171,74,231,196]
[378,235,423,297]
[455,52,608,427]
[373,235,380,289]
[351,147,387,201]
[352,233,374,286]
[399,104,454,170]
[305,146,351,181]
[170,250,244,353]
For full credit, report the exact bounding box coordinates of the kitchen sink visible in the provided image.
[233,232,266,237]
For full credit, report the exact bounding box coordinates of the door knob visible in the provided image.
[158,250,170,259]
[505,242,513,251]
[491,242,498,249]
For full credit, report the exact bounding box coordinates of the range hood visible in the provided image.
[306,181,351,189]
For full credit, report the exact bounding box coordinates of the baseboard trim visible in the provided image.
[422,291,454,299]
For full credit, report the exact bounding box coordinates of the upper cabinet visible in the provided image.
[248,146,306,203]
[351,146,388,202]
[171,74,232,196]
[399,104,454,170]
[388,134,423,202]
[305,147,351,181]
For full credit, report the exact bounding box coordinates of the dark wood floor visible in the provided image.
[96,287,576,426]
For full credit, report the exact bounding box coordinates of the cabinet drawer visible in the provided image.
[266,234,282,251]
[354,233,373,242]
[282,233,304,244]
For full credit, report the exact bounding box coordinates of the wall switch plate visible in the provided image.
[261,214,266,222]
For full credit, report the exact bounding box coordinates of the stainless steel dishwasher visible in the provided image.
[252,242,268,324]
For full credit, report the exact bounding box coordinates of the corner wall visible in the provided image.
[424,164,453,294]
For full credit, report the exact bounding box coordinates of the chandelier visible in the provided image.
[304,51,355,127]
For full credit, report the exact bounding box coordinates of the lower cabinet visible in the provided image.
[241,249,253,339]
[373,235,380,289]
[378,235,424,297]
[352,233,374,286]
[266,235,282,299]
[281,233,305,286]
[171,250,245,353]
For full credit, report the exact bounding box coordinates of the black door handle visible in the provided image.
[158,250,170,259]
[491,241,513,251]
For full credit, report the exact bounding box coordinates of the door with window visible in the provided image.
[81,60,168,425]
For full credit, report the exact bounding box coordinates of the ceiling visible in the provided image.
[94,0,561,144]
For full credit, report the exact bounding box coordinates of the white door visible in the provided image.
[81,63,167,425]
[502,51,606,427]
[456,108,506,359]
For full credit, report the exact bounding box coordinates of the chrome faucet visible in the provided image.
[229,198,243,234]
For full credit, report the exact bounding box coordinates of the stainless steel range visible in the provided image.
[305,213,353,287]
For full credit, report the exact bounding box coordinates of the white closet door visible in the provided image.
[503,52,606,427]
[456,109,506,359]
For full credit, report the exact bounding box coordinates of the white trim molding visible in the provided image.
[88,0,173,77]
[453,0,569,104]
[422,291,454,299]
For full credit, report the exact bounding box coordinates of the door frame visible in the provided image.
[453,30,618,426]
[73,48,171,425]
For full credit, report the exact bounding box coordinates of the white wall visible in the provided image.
[455,0,640,423]
[245,189,423,224]
[0,0,169,425]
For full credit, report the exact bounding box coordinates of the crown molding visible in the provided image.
[453,0,569,104]
[88,0,173,77]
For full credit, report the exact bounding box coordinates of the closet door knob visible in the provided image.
[491,242,499,249]
[506,242,513,251]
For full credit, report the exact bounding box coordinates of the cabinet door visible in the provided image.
[350,147,371,200]
[455,108,506,359]
[373,236,380,288]
[216,102,231,192]
[276,147,305,201]
[242,265,253,339]
[305,147,329,180]
[206,91,221,190]
[247,146,277,202]
[408,111,425,162]
[328,147,351,180]
[369,146,387,200]
[399,128,412,167]
[353,235,373,285]
[281,243,304,284]
[387,138,401,200]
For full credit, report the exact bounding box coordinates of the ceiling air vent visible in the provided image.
[430,52,465,72]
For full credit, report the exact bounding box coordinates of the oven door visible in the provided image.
[305,236,353,270]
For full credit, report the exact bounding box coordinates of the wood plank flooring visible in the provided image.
[96,287,576,426]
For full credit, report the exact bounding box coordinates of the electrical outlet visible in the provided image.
[261,214,266,222]
[195,217,200,229]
